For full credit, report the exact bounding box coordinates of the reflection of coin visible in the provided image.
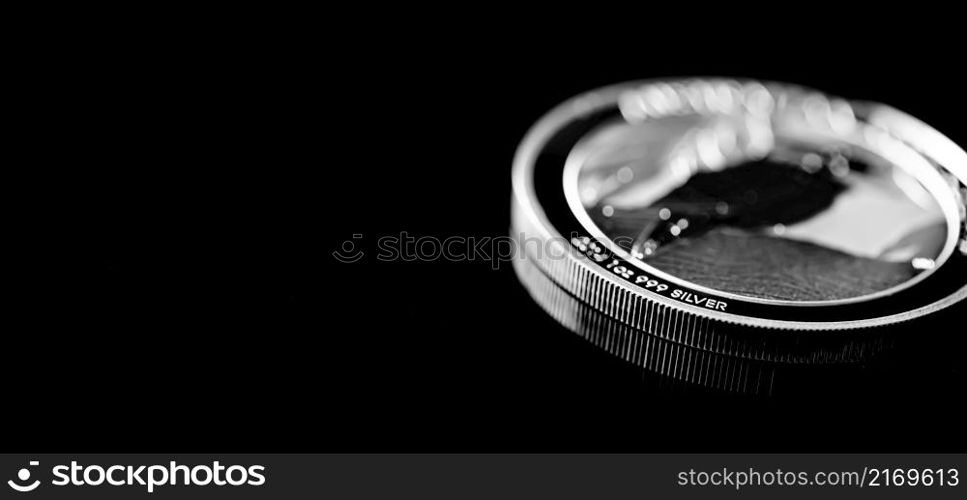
[513,254,782,394]
[513,253,896,395]
[512,79,967,367]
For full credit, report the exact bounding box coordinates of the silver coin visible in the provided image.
[511,78,967,367]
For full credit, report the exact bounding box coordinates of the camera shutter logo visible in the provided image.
[8,461,40,493]
[332,234,364,263]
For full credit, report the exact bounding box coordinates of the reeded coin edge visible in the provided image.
[511,237,889,365]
